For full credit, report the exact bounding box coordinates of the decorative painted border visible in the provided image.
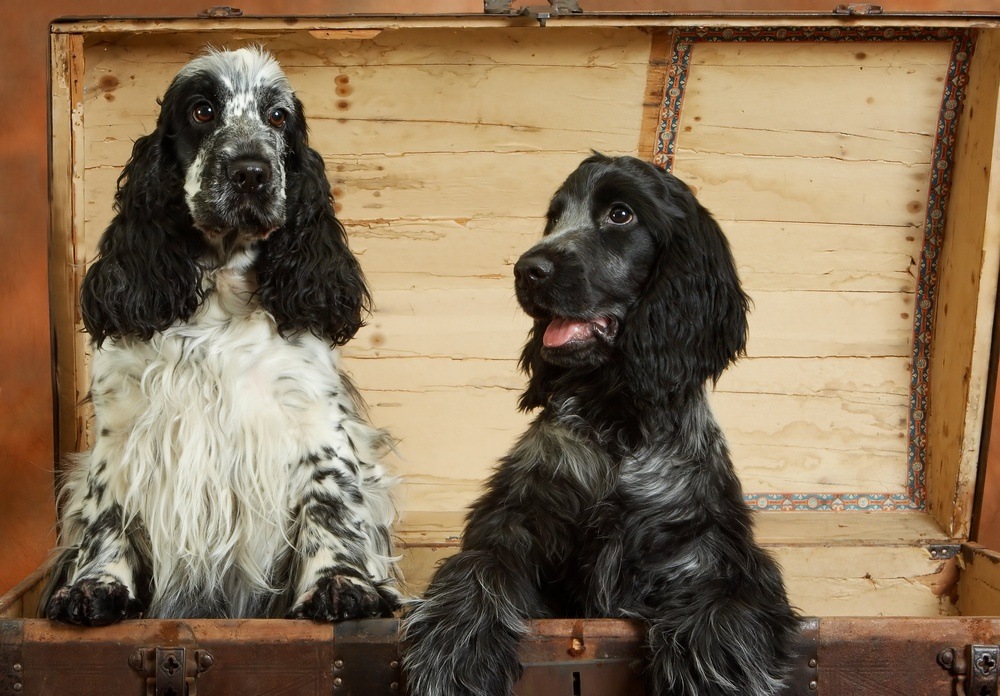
[652,26,976,511]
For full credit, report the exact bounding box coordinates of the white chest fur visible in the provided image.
[77,266,384,616]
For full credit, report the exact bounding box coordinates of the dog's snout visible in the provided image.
[514,254,555,289]
[227,158,272,194]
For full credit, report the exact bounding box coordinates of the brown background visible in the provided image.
[3,0,1000,598]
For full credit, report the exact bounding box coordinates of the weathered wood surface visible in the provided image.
[41,22,1000,617]
[64,28,966,514]
[926,31,1000,538]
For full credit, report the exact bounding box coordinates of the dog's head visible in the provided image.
[515,154,749,408]
[81,47,370,347]
[163,47,296,249]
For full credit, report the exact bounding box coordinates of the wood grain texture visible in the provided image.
[671,39,949,502]
[71,27,651,517]
[958,543,1000,616]
[70,28,962,513]
[927,31,1000,538]
[0,0,479,601]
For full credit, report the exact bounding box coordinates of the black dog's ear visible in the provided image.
[516,321,563,412]
[80,132,205,346]
[620,173,750,395]
[256,99,371,345]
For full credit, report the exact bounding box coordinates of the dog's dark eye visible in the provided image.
[192,102,215,123]
[607,205,634,225]
[268,109,287,128]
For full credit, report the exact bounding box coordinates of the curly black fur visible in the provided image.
[403,154,799,696]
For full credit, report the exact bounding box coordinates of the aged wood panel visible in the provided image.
[394,511,958,614]
[68,28,977,525]
[728,221,925,293]
[72,29,652,521]
[958,543,1000,616]
[927,32,1000,536]
[395,541,952,616]
[39,20,1000,618]
[50,34,89,460]
[666,37,955,510]
[927,31,1000,538]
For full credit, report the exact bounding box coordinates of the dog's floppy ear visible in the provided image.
[256,98,371,346]
[80,130,205,346]
[620,171,749,395]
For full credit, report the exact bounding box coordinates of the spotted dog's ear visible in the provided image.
[256,97,371,345]
[80,130,206,346]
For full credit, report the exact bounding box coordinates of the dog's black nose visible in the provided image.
[514,254,554,288]
[227,158,272,194]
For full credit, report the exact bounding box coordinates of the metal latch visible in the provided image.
[938,644,999,696]
[129,646,214,696]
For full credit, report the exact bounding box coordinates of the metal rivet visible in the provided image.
[808,658,818,668]
[809,680,818,690]
[333,677,343,687]
[334,659,344,669]
[12,664,21,672]
[128,651,144,671]
[13,684,22,692]
[390,660,399,670]
[390,682,399,691]
[199,653,214,670]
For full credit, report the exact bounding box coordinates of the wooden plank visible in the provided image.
[958,543,1000,616]
[396,510,956,611]
[341,282,914,360]
[395,510,952,549]
[728,221,926,293]
[49,17,1000,35]
[0,508,959,619]
[397,541,953,615]
[676,154,932,228]
[680,42,949,161]
[926,31,1000,538]
[50,33,88,460]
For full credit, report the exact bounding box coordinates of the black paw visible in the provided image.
[288,573,398,621]
[46,577,143,626]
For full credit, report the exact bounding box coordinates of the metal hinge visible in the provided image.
[198,6,244,18]
[129,646,215,696]
[484,0,583,25]
[832,3,884,14]
[929,543,962,560]
[938,644,999,696]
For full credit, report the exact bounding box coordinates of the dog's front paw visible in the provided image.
[46,577,142,626]
[288,572,398,621]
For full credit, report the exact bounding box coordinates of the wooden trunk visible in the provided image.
[6,4,1000,694]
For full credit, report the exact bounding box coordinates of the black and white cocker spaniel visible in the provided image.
[403,155,799,696]
[44,47,400,624]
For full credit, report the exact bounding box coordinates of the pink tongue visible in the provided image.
[543,318,594,348]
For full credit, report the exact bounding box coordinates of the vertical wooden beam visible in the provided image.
[49,32,87,462]
[927,30,1000,538]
